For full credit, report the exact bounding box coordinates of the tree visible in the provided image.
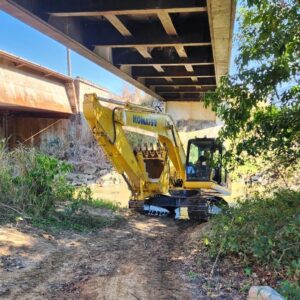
[205,0,300,172]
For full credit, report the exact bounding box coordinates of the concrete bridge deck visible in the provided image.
[0,0,235,102]
[0,50,76,117]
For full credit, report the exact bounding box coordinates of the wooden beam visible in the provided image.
[139,75,215,78]
[145,78,216,85]
[159,91,205,94]
[105,15,132,36]
[153,84,216,88]
[113,59,213,67]
[175,45,188,58]
[94,38,211,48]
[112,47,213,66]
[132,66,215,78]
[117,62,213,68]
[155,86,214,93]
[185,65,194,72]
[153,65,164,72]
[48,1,207,17]
[51,7,207,17]
[157,11,177,35]
[135,46,152,58]
[157,11,194,70]
[163,94,205,101]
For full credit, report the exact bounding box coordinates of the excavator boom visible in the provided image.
[83,93,186,200]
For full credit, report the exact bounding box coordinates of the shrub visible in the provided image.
[75,186,120,211]
[0,146,121,231]
[205,190,300,295]
[0,147,73,216]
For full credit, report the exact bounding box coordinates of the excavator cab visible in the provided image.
[186,138,227,186]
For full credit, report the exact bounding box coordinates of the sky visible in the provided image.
[0,10,135,96]
[0,9,238,96]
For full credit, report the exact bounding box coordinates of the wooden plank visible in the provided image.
[112,49,213,66]
[163,94,205,101]
[157,11,177,35]
[132,66,215,78]
[159,91,204,94]
[175,45,188,58]
[48,0,207,17]
[153,84,216,88]
[138,75,215,78]
[156,86,210,93]
[135,46,152,58]
[51,7,207,17]
[185,65,194,72]
[145,77,216,85]
[153,65,165,72]
[105,15,132,36]
[95,40,211,48]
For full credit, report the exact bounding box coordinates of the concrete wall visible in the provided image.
[0,61,72,114]
[165,101,217,131]
[1,78,113,148]
[74,78,113,112]
[165,101,216,121]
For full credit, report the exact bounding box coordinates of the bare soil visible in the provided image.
[0,212,248,300]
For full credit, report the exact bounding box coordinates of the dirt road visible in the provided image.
[0,214,246,300]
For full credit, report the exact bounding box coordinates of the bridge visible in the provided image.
[0,0,235,103]
[0,50,113,147]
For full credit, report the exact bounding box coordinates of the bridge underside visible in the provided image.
[0,0,235,102]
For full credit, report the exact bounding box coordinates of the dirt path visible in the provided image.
[0,215,193,299]
[0,214,246,300]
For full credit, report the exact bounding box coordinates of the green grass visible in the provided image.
[204,189,300,299]
[31,212,123,233]
[0,146,122,233]
[86,198,120,212]
[30,197,123,233]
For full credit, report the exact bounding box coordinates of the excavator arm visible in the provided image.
[83,93,186,200]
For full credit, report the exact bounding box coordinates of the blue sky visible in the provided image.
[0,9,237,96]
[0,10,134,95]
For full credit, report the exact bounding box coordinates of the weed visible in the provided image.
[0,146,121,232]
[75,186,120,211]
[204,189,300,293]
[188,271,198,281]
[278,281,300,300]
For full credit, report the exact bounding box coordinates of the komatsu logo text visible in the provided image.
[133,115,157,127]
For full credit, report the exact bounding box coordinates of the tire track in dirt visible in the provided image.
[1,215,199,300]
[76,216,194,300]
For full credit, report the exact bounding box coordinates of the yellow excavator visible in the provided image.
[83,93,230,220]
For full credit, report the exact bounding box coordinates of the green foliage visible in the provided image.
[187,271,198,281]
[0,146,121,232]
[205,190,300,291]
[31,201,121,233]
[278,280,300,300]
[0,147,72,216]
[75,186,120,211]
[204,0,300,169]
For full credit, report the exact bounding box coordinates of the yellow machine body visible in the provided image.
[83,93,230,203]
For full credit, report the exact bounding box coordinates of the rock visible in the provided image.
[67,173,95,186]
[248,286,284,300]
[82,164,97,175]
[99,169,109,176]
[0,285,10,296]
